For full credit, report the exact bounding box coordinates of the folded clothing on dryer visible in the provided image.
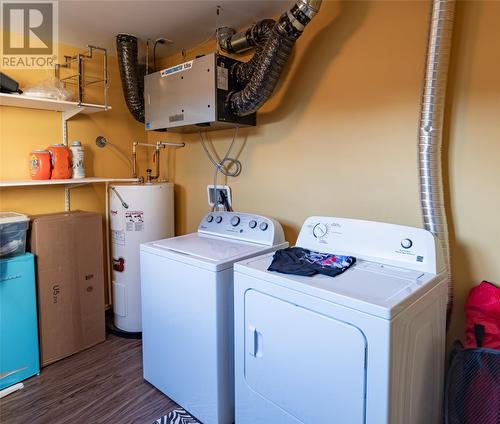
[268,247,356,278]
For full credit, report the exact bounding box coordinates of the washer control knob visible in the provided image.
[313,223,328,239]
[249,220,257,229]
[401,238,413,249]
[259,222,269,231]
[215,216,223,224]
[207,215,214,223]
[231,216,240,227]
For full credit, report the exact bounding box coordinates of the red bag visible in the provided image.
[465,281,500,349]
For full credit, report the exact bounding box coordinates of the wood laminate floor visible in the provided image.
[0,334,177,424]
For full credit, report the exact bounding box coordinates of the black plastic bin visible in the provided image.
[445,342,500,424]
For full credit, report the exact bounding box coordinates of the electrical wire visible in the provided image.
[199,127,242,177]
[199,127,242,211]
[212,165,219,212]
[153,40,160,72]
[95,137,133,169]
[146,39,150,75]
[216,5,221,54]
[153,38,172,71]
[107,143,134,169]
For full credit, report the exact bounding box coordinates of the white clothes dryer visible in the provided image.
[140,211,287,424]
[234,216,447,424]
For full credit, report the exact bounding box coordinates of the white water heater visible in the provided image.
[109,183,174,332]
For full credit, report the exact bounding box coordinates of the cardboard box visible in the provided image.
[30,211,105,366]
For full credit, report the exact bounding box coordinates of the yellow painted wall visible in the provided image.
[0,42,148,302]
[153,0,500,344]
[1,1,498,343]
[445,0,500,341]
[0,42,147,213]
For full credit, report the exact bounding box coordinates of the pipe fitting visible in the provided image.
[131,140,185,182]
[217,27,237,53]
[296,0,322,19]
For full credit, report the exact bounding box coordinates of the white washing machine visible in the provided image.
[140,211,287,424]
[234,216,448,424]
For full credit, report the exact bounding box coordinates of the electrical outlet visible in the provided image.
[207,185,232,208]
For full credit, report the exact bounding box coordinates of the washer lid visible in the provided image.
[141,233,279,271]
[235,253,444,319]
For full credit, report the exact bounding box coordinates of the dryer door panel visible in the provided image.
[244,290,366,423]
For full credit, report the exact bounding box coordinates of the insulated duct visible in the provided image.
[116,34,145,123]
[222,19,276,87]
[221,0,322,117]
[418,0,456,325]
[219,19,275,55]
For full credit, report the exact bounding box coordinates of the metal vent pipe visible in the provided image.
[418,0,456,325]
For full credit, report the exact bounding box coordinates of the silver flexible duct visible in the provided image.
[418,0,456,325]
[221,0,322,117]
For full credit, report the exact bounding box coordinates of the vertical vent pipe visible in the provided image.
[418,0,456,325]
[116,34,145,123]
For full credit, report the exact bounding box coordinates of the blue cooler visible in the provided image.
[0,253,40,390]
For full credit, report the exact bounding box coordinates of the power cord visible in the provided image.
[153,37,173,72]
[218,189,233,212]
[199,127,242,211]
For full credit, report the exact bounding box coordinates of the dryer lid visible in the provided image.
[235,254,443,319]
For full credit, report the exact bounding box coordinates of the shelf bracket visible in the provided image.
[65,187,70,211]
[62,107,84,146]
[62,107,83,206]
[64,180,92,211]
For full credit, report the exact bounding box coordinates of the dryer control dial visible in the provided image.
[215,216,223,224]
[401,238,413,249]
[231,216,240,227]
[313,223,328,239]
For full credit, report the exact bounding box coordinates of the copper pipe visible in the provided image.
[132,142,138,178]
[132,141,184,182]
[151,145,161,182]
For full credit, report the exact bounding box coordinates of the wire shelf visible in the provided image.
[55,45,108,108]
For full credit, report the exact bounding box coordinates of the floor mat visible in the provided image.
[152,407,201,424]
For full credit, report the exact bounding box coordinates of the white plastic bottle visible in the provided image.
[70,140,85,179]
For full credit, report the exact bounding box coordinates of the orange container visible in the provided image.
[30,150,51,180]
[47,144,71,179]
